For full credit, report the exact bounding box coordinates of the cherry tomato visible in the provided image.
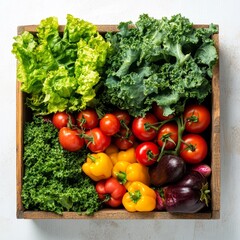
[114,128,135,150]
[183,104,211,133]
[76,108,99,130]
[152,103,174,121]
[135,142,159,166]
[85,128,111,153]
[132,113,158,141]
[58,127,85,152]
[112,109,131,126]
[157,122,178,150]
[100,113,121,136]
[52,112,75,129]
[180,134,208,164]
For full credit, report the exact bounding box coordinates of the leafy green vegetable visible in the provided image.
[102,14,218,117]
[22,117,101,215]
[12,14,110,115]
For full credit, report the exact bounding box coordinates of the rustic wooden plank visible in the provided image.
[21,210,212,220]
[16,80,24,218]
[210,30,221,219]
[17,25,120,34]
[17,24,210,35]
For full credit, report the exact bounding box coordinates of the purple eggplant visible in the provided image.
[163,171,210,213]
[155,190,166,211]
[149,155,186,186]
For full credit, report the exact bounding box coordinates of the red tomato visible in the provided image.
[180,134,208,164]
[135,142,159,166]
[76,108,99,129]
[85,128,111,153]
[52,112,75,129]
[95,177,126,208]
[132,113,158,141]
[152,103,174,121]
[112,109,131,126]
[157,122,178,150]
[183,104,211,133]
[114,128,135,150]
[58,127,85,152]
[100,113,121,136]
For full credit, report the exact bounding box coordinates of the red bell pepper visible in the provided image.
[95,177,126,208]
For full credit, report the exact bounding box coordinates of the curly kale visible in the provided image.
[102,14,218,117]
[22,117,101,215]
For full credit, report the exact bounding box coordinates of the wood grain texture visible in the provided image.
[210,30,220,218]
[16,80,24,218]
[16,24,220,220]
[19,210,212,220]
[17,25,120,34]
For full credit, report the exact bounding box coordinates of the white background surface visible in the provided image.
[0,0,239,239]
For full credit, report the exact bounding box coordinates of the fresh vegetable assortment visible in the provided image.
[13,13,218,215]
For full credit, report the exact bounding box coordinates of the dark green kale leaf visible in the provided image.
[102,14,218,117]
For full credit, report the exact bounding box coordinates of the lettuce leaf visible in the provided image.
[12,14,110,115]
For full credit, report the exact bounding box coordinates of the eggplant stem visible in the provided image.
[200,182,211,207]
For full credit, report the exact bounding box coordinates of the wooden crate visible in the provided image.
[16,24,220,219]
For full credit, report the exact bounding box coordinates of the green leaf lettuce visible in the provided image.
[12,14,110,115]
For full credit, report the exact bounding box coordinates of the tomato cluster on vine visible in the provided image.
[51,103,211,166]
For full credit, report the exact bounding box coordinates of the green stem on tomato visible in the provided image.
[174,115,186,155]
[157,140,167,162]
[144,118,176,132]
[156,114,186,160]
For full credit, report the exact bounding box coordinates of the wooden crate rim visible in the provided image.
[16,24,220,220]
[17,24,219,35]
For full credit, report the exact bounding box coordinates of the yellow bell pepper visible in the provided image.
[106,147,137,166]
[122,181,156,212]
[82,153,113,181]
[109,152,119,165]
[117,147,137,163]
[112,161,150,188]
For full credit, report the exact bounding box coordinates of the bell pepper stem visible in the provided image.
[102,194,111,203]
[116,171,127,184]
[129,190,142,203]
[87,154,96,163]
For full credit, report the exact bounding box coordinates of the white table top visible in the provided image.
[0,0,238,239]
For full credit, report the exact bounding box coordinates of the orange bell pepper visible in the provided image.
[82,153,113,181]
[122,181,156,212]
[112,161,150,188]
